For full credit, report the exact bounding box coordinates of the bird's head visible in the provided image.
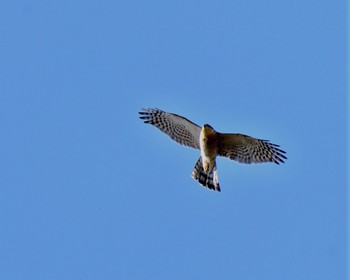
[202,124,215,133]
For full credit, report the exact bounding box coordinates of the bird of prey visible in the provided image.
[139,108,287,192]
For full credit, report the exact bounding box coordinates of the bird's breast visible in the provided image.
[200,133,219,159]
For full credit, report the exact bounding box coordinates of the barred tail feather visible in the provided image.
[191,157,221,192]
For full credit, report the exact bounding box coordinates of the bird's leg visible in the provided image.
[203,161,209,173]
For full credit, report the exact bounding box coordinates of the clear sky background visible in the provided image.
[0,1,347,279]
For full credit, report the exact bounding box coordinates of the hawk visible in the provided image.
[139,108,287,192]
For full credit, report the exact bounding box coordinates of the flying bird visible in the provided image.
[139,108,287,192]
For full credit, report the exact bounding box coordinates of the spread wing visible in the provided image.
[218,133,287,164]
[139,108,201,149]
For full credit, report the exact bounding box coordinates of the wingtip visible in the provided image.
[138,108,149,114]
[138,108,153,121]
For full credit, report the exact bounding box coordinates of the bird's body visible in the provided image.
[139,108,287,192]
[194,124,221,191]
[200,124,218,173]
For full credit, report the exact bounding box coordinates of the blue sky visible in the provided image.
[0,0,347,279]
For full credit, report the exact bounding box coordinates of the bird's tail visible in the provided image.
[191,157,221,192]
